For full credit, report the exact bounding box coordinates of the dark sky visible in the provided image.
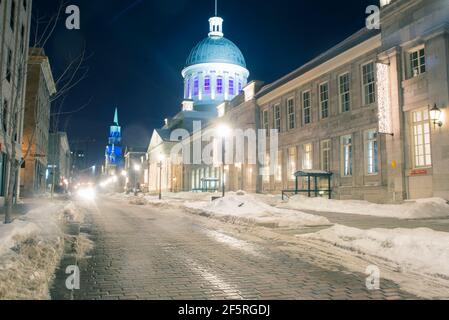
[33,0,375,167]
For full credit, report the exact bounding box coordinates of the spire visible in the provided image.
[113,108,119,125]
[209,0,223,37]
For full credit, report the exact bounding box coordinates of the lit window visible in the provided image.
[362,62,376,105]
[412,109,432,167]
[287,98,295,130]
[365,130,379,174]
[229,78,234,96]
[319,82,329,119]
[288,147,297,181]
[341,135,353,176]
[262,153,270,183]
[302,91,311,125]
[193,78,199,97]
[273,104,281,132]
[409,48,426,78]
[339,73,351,113]
[276,151,282,182]
[320,140,331,172]
[216,77,223,94]
[302,143,313,170]
[204,76,211,95]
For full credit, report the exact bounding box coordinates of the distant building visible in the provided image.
[47,132,71,192]
[0,0,32,204]
[104,108,123,176]
[124,147,147,192]
[20,48,56,196]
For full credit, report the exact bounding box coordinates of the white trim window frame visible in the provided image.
[287,97,296,130]
[365,129,379,175]
[273,104,281,132]
[412,109,432,168]
[409,46,426,78]
[319,82,329,119]
[338,73,351,113]
[302,143,313,170]
[302,90,311,125]
[320,139,331,172]
[262,109,269,136]
[287,147,297,181]
[362,61,376,106]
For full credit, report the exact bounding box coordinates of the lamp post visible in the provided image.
[217,124,231,198]
[429,104,443,128]
[158,154,165,200]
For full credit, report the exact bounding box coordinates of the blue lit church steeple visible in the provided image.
[105,108,123,175]
[181,9,249,112]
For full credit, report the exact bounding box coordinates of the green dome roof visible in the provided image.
[185,36,247,68]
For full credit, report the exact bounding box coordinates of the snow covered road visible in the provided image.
[50,195,419,300]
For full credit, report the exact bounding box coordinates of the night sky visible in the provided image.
[33,0,375,167]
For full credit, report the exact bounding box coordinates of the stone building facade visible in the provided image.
[47,132,71,193]
[148,0,449,203]
[20,48,56,196]
[0,0,32,204]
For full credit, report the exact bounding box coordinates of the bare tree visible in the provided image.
[1,1,88,223]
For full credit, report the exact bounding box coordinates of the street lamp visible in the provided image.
[217,124,231,198]
[429,104,443,128]
[158,154,165,200]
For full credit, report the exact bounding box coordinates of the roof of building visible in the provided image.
[256,27,381,98]
[185,36,247,68]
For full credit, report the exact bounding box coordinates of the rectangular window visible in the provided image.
[276,151,282,182]
[412,109,432,168]
[302,91,311,125]
[319,82,329,119]
[365,130,379,175]
[262,153,270,183]
[216,77,223,94]
[273,104,281,132]
[409,48,426,78]
[193,78,199,96]
[341,135,353,176]
[204,76,211,95]
[288,147,297,180]
[229,78,234,96]
[362,62,376,105]
[339,73,351,113]
[263,110,269,136]
[320,140,331,172]
[238,82,242,93]
[302,143,313,170]
[287,98,295,130]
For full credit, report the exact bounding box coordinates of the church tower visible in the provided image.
[105,108,123,175]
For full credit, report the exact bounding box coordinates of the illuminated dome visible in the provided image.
[182,16,250,112]
[186,36,247,68]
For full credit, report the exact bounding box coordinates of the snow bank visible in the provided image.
[281,196,449,220]
[0,201,76,300]
[301,225,449,278]
[185,193,330,228]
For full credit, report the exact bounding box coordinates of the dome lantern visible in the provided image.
[209,17,224,38]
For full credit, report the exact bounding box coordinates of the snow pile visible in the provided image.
[185,193,331,228]
[281,196,449,219]
[0,201,75,300]
[301,225,449,278]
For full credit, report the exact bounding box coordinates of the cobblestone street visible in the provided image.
[51,196,417,300]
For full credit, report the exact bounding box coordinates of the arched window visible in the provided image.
[216,76,223,94]
[204,76,211,95]
[229,78,235,96]
[193,77,199,97]
[185,78,191,98]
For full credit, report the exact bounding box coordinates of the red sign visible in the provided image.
[410,169,428,176]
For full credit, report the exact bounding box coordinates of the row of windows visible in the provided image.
[263,61,377,132]
[186,76,243,98]
[262,129,380,181]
